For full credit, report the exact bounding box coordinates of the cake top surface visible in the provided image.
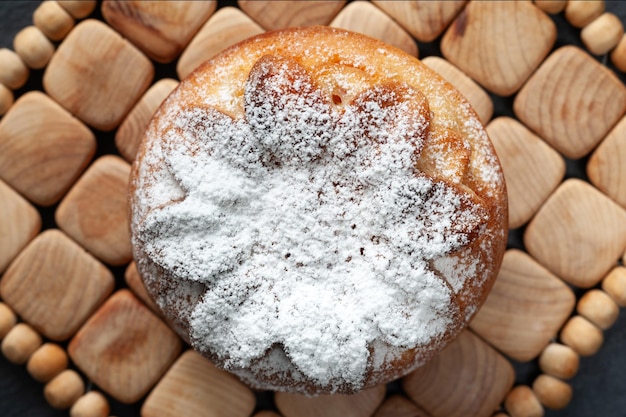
[131,26,507,393]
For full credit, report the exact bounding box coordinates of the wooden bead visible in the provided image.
[534,0,567,14]
[0,302,17,340]
[602,266,626,306]
[0,83,14,116]
[44,369,85,409]
[532,374,573,410]
[1,322,42,364]
[538,343,579,380]
[581,13,624,55]
[13,26,55,69]
[577,289,620,329]
[504,385,544,417]
[57,0,97,19]
[565,0,605,28]
[27,343,68,382]
[610,34,626,72]
[69,391,110,417]
[560,315,603,356]
[0,48,29,89]
[34,1,75,41]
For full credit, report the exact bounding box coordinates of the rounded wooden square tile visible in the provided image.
[402,330,514,417]
[101,0,217,63]
[373,395,431,417]
[237,0,346,30]
[330,1,417,57]
[55,155,132,266]
[176,6,264,80]
[372,1,466,43]
[0,91,96,206]
[421,56,493,125]
[0,179,41,273]
[470,250,575,362]
[124,262,160,315]
[43,19,154,131]
[486,117,565,229]
[0,229,114,341]
[275,385,386,417]
[441,1,556,96]
[587,115,626,209]
[514,46,626,159]
[142,350,255,417]
[524,179,626,288]
[116,78,179,162]
[68,290,182,404]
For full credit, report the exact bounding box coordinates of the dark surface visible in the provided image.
[1,1,626,416]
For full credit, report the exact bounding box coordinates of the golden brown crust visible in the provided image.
[130,26,507,394]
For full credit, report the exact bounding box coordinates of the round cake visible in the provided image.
[129,26,508,395]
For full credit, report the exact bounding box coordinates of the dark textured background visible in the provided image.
[1,1,626,416]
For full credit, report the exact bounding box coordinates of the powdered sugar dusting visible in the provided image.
[134,54,491,392]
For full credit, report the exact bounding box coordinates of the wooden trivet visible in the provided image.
[1,1,626,417]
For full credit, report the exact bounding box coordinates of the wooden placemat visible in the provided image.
[1,1,626,417]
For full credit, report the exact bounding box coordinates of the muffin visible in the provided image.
[129,26,508,395]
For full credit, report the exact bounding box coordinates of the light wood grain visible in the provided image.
[124,262,160,315]
[534,0,567,14]
[470,250,575,362]
[581,13,624,56]
[587,116,626,209]
[524,179,626,288]
[610,33,626,71]
[57,0,96,19]
[330,1,417,57]
[102,0,216,63]
[0,302,17,340]
[538,343,579,380]
[0,91,95,206]
[1,323,42,364]
[142,350,255,417]
[275,385,386,417]
[514,46,626,159]
[532,375,572,410]
[177,6,264,80]
[373,395,431,417]
[0,48,29,89]
[504,385,544,417]
[56,155,132,266]
[565,0,605,28]
[486,117,565,229]
[69,391,110,417]
[559,316,603,356]
[402,330,514,417]
[372,1,466,42]
[44,369,85,410]
[34,0,75,41]
[43,19,154,131]
[238,0,345,30]
[441,1,556,96]
[576,289,619,330]
[116,78,178,162]
[421,57,492,124]
[27,343,69,383]
[69,290,182,404]
[1,230,114,341]
[602,266,626,307]
[13,25,55,69]
[0,179,41,273]
[0,83,13,116]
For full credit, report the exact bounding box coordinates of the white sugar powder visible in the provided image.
[137,56,487,392]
